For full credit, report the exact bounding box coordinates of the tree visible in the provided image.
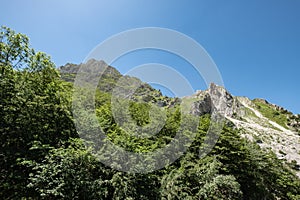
[0,26,77,198]
[27,139,110,199]
[210,125,300,199]
[160,155,242,199]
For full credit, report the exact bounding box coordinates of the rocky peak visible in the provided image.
[58,59,122,89]
[208,83,234,116]
[186,83,244,117]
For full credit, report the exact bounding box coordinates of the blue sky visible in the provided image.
[1,0,300,113]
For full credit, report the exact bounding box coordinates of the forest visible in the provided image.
[1,26,300,199]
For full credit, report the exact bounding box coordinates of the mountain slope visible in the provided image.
[59,60,300,177]
[186,83,300,176]
[59,59,179,107]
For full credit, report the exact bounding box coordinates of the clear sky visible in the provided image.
[1,0,300,113]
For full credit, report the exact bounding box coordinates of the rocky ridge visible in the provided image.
[185,83,300,176]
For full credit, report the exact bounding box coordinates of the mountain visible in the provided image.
[3,26,300,199]
[59,60,300,177]
[59,59,179,107]
[183,83,300,176]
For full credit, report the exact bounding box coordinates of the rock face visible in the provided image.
[184,83,300,177]
[208,83,246,117]
[185,83,245,118]
[189,92,212,116]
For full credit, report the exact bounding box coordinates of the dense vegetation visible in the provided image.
[1,26,300,199]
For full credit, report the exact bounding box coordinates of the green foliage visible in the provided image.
[160,156,242,199]
[0,26,77,198]
[27,139,111,199]
[129,102,151,126]
[110,172,159,200]
[0,26,31,69]
[197,175,242,199]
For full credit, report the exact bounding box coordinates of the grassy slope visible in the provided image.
[252,99,289,129]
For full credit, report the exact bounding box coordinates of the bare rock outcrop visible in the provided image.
[186,83,245,118]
